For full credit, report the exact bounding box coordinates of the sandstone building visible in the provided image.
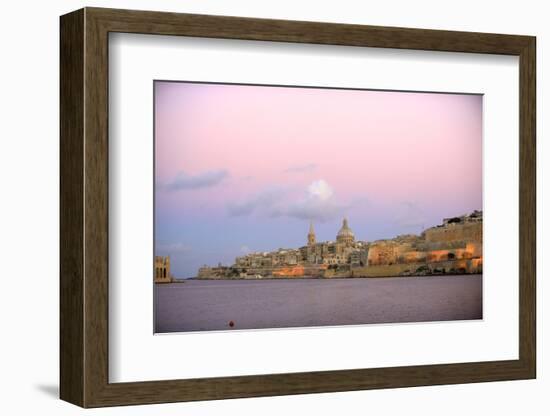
[358,210,482,278]
[197,211,483,279]
[154,256,172,283]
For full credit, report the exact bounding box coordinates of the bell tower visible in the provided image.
[307,221,316,246]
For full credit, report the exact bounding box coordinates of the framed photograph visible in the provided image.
[60,7,536,407]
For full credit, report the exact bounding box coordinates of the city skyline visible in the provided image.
[155,81,482,278]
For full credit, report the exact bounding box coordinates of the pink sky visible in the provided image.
[155,81,482,277]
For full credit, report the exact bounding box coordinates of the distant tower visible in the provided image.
[336,217,355,245]
[307,221,316,246]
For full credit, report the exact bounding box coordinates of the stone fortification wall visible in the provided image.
[351,258,482,278]
[424,222,482,244]
[198,264,328,279]
[363,221,482,277]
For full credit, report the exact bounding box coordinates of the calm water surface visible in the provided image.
[154,275,482,333]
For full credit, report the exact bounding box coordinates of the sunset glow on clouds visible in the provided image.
[155,81,482,277]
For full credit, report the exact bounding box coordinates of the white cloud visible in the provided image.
[307,180,333,200]
[227,180,349,222]
[161,169,228,191]
[273,180,346,222]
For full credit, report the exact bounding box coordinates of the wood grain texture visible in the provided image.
[59,8,84,407]
[59,7,537,408]
[83,10,110,406]
[518,38,536,375]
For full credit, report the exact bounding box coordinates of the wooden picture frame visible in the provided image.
[60,7,536,408]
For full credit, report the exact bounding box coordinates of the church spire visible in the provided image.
[307,220,316,246]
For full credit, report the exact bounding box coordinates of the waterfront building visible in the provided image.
[196,211,483,279]
[227,218,367,276]
[154,256,172,283]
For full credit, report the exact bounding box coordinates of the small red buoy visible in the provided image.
[228,320,235,328]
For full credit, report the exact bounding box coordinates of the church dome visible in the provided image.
[337,218,355,243]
